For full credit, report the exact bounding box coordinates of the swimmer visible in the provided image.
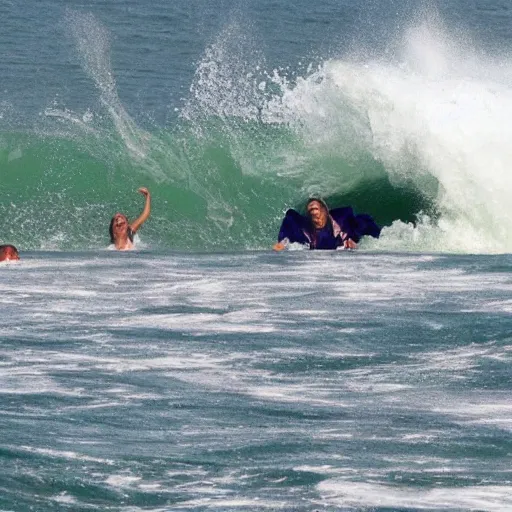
[109,187,151,250]
[0,244,20,261]
[273,198,381,251]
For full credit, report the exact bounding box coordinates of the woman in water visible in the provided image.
[109,187,151,250]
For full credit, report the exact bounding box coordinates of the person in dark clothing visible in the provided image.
[273,198,381,251]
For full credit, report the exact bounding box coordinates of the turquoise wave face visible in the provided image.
[5,10,512,254]
[0,123,435,251]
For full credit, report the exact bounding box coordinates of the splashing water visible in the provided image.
[2,12,512,253]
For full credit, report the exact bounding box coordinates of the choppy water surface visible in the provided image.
[1,251,511,511]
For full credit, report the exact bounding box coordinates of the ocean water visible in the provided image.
[1,0,512,511]
[2,0,512,252]
[1,251,512,511]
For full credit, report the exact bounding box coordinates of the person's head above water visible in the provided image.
[306,198,330,230]
[109,213,133,244]
[0,244,19,262]
[109,187,151,250]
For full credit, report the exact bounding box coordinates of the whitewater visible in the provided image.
[1,250,511,511]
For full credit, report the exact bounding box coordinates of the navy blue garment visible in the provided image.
[277,207,381,250]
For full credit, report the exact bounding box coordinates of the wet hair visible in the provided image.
[109,215,134,244]
[108,217,116,244]
[305,197,329,214]
[305,197,332,239]
[0,244,19,260]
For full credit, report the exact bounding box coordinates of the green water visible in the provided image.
[0,125,435,250]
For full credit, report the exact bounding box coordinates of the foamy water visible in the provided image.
[257,22,512,253]
[0,250,510,511]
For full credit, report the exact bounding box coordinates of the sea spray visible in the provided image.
[2,11,512,252]
[257,21,512,252]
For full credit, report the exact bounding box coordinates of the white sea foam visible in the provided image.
[170,497,282,509]
[294,464,353,475]
[259,22,512,253]
[52,492,78,504]
[1,250,510,512]
[318,481,512,511]
[433,400,512,431]
[18,446,114,465]
[0,371,73,396]
[118,312,276,334]
[105,474,141,488]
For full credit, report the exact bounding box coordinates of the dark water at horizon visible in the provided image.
[3,0,512,121]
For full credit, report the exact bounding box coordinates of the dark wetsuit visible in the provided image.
[277,206,381,250]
